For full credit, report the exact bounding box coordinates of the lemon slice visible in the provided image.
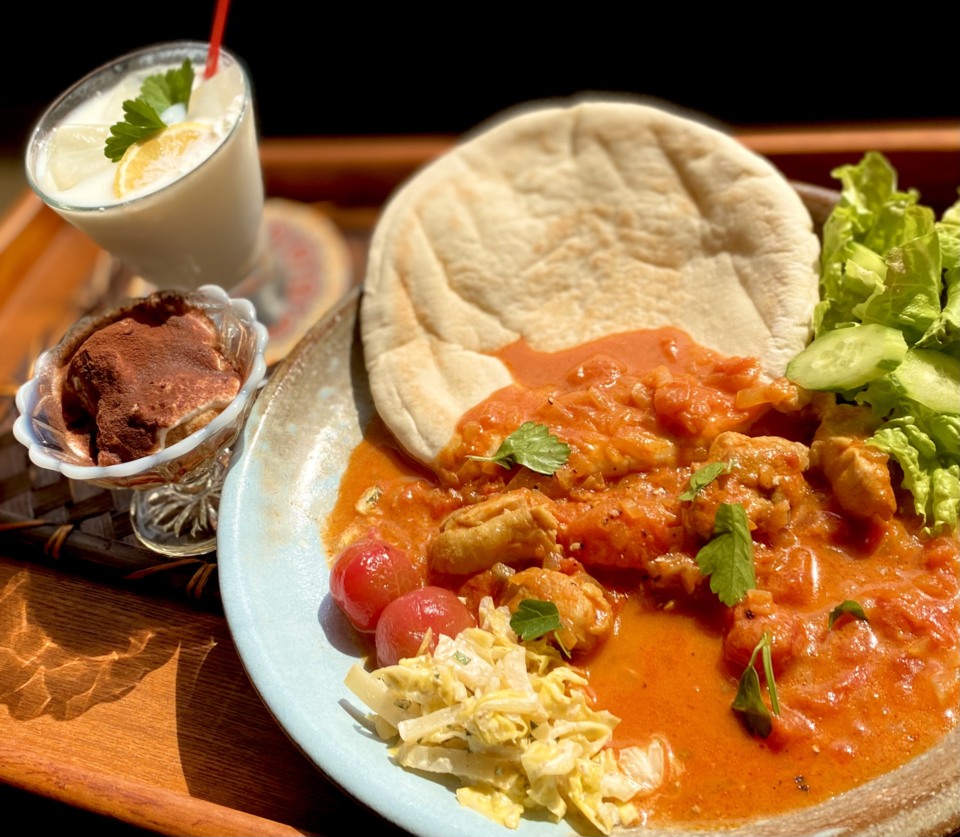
[113,122,214,198]
[48,124,113,190]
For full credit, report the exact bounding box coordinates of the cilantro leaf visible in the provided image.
[695,503,755,606]
[467,421,570,475]
[510,599,567,655]
[732,632,780,737]
[732,662,770,737]
[760,631,780,716]
[828,600,869,629]
[680,461,730,501]
[140,60,194,114]
[104,60,195,162]
[104,100,167,161]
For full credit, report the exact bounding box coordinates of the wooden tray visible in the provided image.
[0,123,957,837]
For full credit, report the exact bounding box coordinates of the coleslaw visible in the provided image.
[344,597,668,833]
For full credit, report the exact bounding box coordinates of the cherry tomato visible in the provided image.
[329,537,425,632]
[375,586,477,667]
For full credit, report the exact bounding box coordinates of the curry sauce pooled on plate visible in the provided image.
[325,101,960,833]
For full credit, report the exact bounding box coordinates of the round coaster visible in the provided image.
[232,198,354,366]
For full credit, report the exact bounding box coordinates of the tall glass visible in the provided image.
[24,41,266,292]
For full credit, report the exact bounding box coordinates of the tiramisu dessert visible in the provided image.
[57,291,242,466]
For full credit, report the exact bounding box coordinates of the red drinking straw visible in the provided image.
[204,0,232,78]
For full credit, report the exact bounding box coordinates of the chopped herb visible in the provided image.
[761,632,781,716]
[732,632,780,737]
[695,503,755,606]
[680,461,730,500]
[453,650,472,666]
[356,485,383,514]
[104,60,195,162]
[733,664,769,736]
[828,600,868,629]
[140,60,194,114]
[467,421,570,475]
[510,599,569,655]
[510,599,563,640]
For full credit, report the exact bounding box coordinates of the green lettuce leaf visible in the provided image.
[866,416,960,534]
[857,223,941,341]
[808,154,960,533]
[919,198,960,351]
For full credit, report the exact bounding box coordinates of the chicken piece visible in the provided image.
[684,432,811,541]
[557,472,687,573]
[810,403,895,520]
[757,545,819,607]
[500,561,614,655]
[812,399,881,437]
[563,425,679,489]
[429,488,560,575]
[644,551,703,596]
[723,589,803,674]
[457,562,516,615]
[813,437,896,520]
[767,380,825,418]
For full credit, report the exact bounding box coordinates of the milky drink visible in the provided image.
[26,42,264,291]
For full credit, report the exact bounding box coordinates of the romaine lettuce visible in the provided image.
[812,152,960,533]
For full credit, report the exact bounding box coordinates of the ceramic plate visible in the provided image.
[218,286,960,837]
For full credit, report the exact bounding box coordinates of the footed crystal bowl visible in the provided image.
[13,284,268,556]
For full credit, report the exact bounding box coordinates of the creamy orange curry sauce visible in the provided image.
[326,328,960,824]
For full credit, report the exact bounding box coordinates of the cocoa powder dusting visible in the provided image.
[59,292,242,466]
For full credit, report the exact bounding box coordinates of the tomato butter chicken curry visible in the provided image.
[325,100,958,832]
[326,327,960,825]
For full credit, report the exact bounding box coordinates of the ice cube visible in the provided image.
[161,103,188,125]
[188,63,245,122]
[47,124,113,190]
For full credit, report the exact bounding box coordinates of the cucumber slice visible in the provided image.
[786,324,908,392]
[890,349,960,415]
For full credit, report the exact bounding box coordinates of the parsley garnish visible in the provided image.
[732,631,780,737]
[467,421,570,475]
[695,503,755,606]
[828,600,868,629]
[104,60,195,162]
[510,599,570,656]
[511,599,563,640]
[140,61,194,114]
[679,461,730,501]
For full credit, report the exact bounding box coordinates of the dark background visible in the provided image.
[2,3,957,157]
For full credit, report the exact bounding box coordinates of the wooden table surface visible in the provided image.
[0,123,958,836]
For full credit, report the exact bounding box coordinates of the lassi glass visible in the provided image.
[25,41,265,292]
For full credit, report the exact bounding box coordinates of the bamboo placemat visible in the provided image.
[0,413,221,610]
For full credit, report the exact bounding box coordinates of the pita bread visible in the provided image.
[361,101,820,467]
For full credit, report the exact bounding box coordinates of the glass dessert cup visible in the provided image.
[24,40,267,293]
[12,285,268,557]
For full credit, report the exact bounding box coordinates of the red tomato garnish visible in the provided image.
[329,537,424,632]
[375,586,477,667]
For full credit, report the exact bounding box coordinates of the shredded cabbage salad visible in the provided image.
[344,597,667,833]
